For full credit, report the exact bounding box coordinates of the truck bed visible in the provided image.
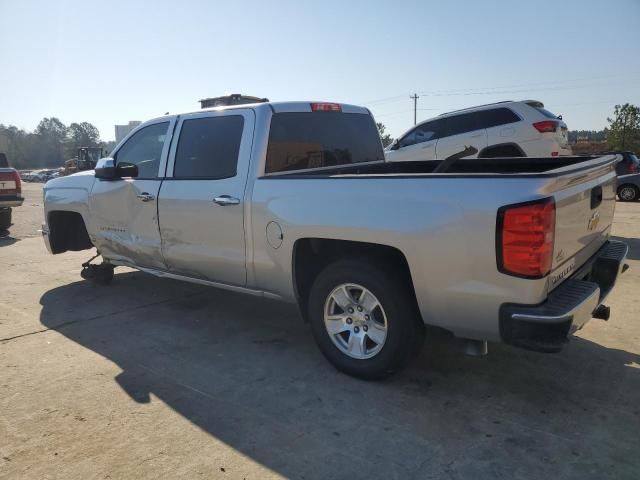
[264,155,616,178]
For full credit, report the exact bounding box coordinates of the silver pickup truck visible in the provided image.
[42,101,628,379]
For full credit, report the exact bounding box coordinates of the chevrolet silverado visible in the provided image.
[41,101,628,379]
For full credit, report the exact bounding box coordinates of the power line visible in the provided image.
[361,74,640,106]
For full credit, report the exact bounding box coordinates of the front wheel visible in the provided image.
[618,184,639,202]
[308,259,424,380]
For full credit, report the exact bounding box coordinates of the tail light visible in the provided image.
[0,170,21,195]
[533,120,559,133]
[497,198,555,278]
[311,102,342,112]
[628,162,638,174]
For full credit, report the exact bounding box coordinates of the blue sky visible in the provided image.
[1,0,639,141]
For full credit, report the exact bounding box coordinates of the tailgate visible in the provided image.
[0,171,18,196]
[548,157,617,291]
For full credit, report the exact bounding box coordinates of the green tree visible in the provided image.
[65,122,101,158]
[35,117,67,143]
[376,122,394,148]
[606,103,640,151]
[35,117,67,167]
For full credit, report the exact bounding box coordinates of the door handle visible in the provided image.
[136,192,155,202]
[470,133,484,138]
[213,195,240,206]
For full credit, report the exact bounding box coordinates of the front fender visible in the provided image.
[43,171,96,231]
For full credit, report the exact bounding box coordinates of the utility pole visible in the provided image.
[410,93,419,125]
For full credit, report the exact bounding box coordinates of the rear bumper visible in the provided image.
[0,195,24,208]
[499,240,628,352]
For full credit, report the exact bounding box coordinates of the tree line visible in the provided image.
[0,118,115,170]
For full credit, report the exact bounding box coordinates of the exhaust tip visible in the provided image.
[462,339,488,356]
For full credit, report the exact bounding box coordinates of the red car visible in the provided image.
[0,153,24,232]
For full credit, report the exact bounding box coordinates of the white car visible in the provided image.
[385,100,572,161]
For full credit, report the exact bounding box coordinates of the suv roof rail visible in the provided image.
[438,100,513,116]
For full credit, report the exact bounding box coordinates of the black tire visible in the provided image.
[0,208,12,231]
[617,184,639,202]
[480,145,525,158]
[308,259,424,380]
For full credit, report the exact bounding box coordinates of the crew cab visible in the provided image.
[42,101,627,379]
[0,153,24,231]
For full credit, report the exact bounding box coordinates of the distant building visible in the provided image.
[199,94,268,109]
[114,121,142,143]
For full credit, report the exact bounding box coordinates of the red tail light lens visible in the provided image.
[533,120,559,133]
[310,102,342,112]
[497,198,555,278]
[13,170,21,193]
[0,171,21,195]
[628,162,638,174]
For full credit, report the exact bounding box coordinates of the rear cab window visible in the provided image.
[265,112,384,174]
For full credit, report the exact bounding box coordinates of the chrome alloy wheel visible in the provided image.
[323,283,388,359]
[619,186,637,201]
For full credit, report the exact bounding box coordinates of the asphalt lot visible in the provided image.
[1,182,639,479]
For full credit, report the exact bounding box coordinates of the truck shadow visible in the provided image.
[39,272,640,478]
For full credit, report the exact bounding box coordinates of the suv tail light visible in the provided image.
[0,170,21,195]
[311,102,342,112]
[533,120,559,133]
[497,198,555,278]
[628,162,638,174]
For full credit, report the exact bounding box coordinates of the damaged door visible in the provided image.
[88,119,175,269]
[157,109,254,286]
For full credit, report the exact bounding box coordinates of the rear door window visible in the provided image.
[173,116,244,179]
[265,112,384,174]
[441,112,483,137]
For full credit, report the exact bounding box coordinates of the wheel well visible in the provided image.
[292,238,419,322]
[618,183,639,192]
[479,143,526,158]
[48,211,93,254]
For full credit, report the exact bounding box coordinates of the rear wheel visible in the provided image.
[308,259,424,380]
[618,184,639,202]
[0,208,12,231]
[480,145,525,158]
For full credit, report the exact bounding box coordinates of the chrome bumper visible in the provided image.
[500,240,629,352]
[0,195,24,208]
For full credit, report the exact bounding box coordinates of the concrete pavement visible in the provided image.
[1,183,639,479]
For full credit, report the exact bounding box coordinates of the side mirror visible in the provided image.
[389,139,399,150]
[95,158,139,180]
[95,158,117,180]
